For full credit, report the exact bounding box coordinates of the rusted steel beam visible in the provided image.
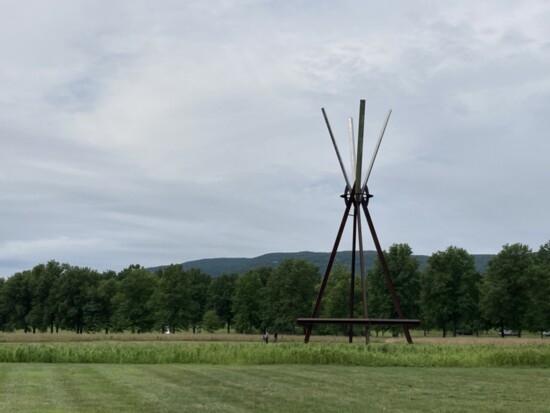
[349,202,358,343]
[297,318,421,326]
[356,205,370,344]
[304,199,353,343]
[362,201,414,344]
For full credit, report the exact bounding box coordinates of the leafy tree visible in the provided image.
[0,277,6,331]
[1,270,33,332]
[535,241,550,265]
[116,264,143,280]
[55,266,100,333]
[94,273,119,334]
[40,261,68,333]
[523,264,550,335]
[368,243,421,335]
[318,264,362,335]
[233,267,271,333]
[420,246,480,337]
[186,268,212,333]
[25,264,48,333]
[208,273,238,333]
[480,243,533,337]
[153,264,192,333]
[111,266,157,333]
[263,259,320,333]
[202,309,223,333]
[523,241,550,336]
[25,261,65,333]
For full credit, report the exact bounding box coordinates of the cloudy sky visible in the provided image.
[1,1,549,277]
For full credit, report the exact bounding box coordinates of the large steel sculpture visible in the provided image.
[296,100,420,344]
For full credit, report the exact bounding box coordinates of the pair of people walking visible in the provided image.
[263,330,278,343]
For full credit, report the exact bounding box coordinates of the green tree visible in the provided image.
[318,264,362,335]
[480,243,533,337]
[95,273,119,334]
[523,241,550,336]
[420,246,480,337]
[208,273,238,333]
[116,264,143,280]
[368,243,421,335]
[153,264,192,333]
[202,309,223,333]
[24,261,66,333]
[535,241,550,265]
[1,270,33,332]
[233,267,271,333]
[111,266,157,333]
[55,266,100,333]
[523,264,550,335]
[263,259,320,333]
[41,261,68,333]
[187,268,212,333]
[0,277,6,331]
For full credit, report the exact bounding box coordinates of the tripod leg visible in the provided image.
[362,203,413,344]
[356,206,370,344]
[304,200,353,343]
[349,204,358,343]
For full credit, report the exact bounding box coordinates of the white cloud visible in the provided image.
[1,0,550,276]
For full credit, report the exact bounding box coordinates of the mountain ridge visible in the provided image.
[150,251,493,277]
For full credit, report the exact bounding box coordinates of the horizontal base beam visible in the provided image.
[296,317,421,326]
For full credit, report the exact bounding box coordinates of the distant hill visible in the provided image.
[150,251,493,277]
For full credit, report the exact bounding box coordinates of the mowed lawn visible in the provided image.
[1,364,550,413]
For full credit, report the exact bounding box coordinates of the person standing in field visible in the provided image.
[274,332,278,343]
[263,330,269,343]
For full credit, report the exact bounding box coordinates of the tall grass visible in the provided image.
[1,342,550,367]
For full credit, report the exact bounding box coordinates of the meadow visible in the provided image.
[2,341,550,367]
[2,364,550,413]
[1,333,550,412]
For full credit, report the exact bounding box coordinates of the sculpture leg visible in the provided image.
[304,200,353,343]
[362,203,413,344]
[356,206,370,344]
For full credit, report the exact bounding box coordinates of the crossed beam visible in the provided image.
[296,100,420,344]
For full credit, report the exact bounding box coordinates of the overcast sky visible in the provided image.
[1,1,549,277]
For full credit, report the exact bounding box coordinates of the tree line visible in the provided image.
[1,241,549,337]
[366,242,550,337]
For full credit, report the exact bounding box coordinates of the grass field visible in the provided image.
[1,331,549,344]
[1,333,549,412]
[1,341,550,367]
[1,364,550,413]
